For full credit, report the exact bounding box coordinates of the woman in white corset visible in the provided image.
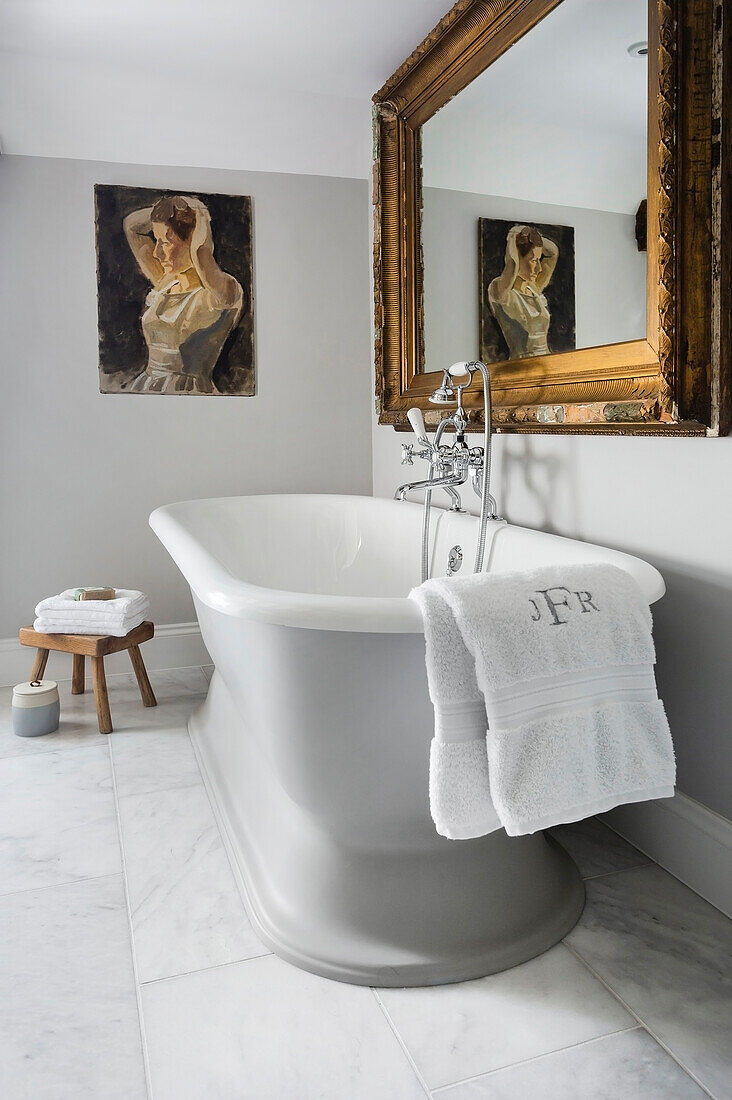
[488,224,559,360]
[123,195,243,394]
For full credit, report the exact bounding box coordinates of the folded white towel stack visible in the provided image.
[411,564,675,838]
[34,589,149,637]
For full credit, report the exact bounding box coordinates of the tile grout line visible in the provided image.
[108,734,155,1100]
[562,940,719,1100]
[0,737,110,762]
[429,1024,644,1094]
[370,988,432,1099]
[581,860,655,882]
[139,950,273,988]
[0,869,123,902]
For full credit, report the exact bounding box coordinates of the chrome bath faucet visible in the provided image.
[394,361,500,582]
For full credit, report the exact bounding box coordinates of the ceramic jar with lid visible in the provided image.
[12,680,60,737]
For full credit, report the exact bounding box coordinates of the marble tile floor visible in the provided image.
[0,666,730,1099]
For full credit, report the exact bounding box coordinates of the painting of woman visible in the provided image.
[478,217,575,366]
[488,225,558,359]
[95,184,254,396]
[123,196,243,394]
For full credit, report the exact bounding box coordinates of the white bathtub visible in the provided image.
[150,494,664,986]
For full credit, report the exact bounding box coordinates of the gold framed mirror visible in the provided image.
[373,0,730,435]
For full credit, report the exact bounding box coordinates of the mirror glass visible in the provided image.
[421,0,648,375]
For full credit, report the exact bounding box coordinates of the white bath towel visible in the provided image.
[412,564,675,837]
[410,584,501,839]
[34,589,149,637]
[36,589,148,616]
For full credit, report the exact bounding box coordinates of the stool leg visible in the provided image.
[30,648,49,681]
[72,654,85,695]
[91,656,112,734]
[128,645,157,708]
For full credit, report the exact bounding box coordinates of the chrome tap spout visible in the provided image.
[394,471,467,502]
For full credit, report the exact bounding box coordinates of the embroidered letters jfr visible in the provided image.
[529,586,600,626]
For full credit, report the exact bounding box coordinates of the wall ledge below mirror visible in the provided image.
[372,0,732,436]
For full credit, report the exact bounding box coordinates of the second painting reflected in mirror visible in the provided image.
[479,218,575,363]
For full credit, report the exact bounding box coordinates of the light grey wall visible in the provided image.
[422,185,646,374]
[0,155,373,635]
[373,425,732,821]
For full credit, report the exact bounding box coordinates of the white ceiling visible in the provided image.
[1,0,647,200]
[1,0,450,101]
[0,0,449,175]
[423,0,648,213]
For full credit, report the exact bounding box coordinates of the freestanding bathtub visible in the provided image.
[150,494,664,987]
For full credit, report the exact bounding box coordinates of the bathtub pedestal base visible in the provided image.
[189,670,585,988]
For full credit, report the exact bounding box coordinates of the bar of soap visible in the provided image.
[73,588,116,601]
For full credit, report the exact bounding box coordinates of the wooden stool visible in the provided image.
[18,621,157,734]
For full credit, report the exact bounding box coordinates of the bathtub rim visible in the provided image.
[150,493,665,634]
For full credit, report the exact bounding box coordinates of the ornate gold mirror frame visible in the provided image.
[373,0,730,435]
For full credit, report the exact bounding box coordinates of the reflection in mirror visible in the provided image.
[421,0,648,375]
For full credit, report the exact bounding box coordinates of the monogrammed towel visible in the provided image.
[410,584,502,839]
[412,564,675,837]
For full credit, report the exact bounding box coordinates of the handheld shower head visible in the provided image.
[429,373,455,404]
[429,361,478,405]
[447,362,473,382]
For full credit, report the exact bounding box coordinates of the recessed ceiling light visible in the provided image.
[628,41,649,58]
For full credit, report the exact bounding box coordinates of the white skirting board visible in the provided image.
[0,622,210,687]
[602,791,732,919]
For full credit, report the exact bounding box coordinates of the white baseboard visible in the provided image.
[602,791,732,918]
[0,622,209,687]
